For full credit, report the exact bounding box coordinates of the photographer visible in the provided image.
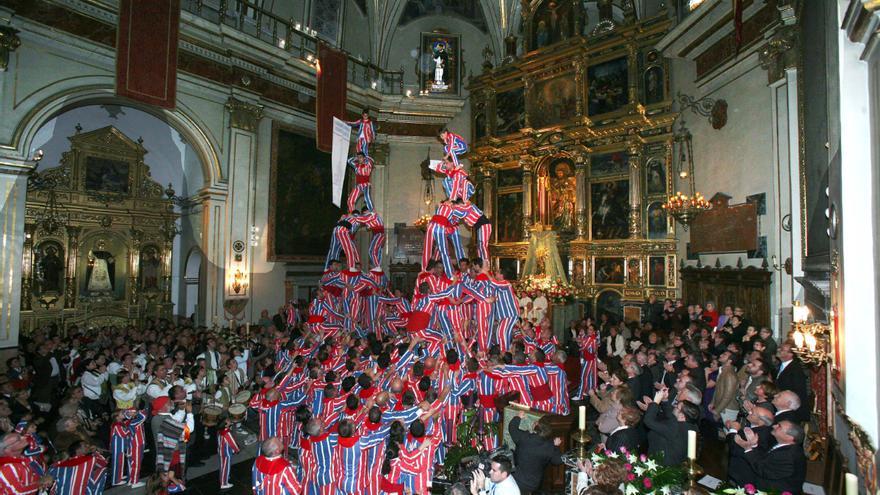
[508,410,562,494]
[469,455,520,495]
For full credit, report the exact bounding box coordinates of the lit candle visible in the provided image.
[845,473,858,495]
[687,430,697,460]
[578,405,586,431]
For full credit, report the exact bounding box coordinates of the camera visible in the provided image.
[457,453,492,484]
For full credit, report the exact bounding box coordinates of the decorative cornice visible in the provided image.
[0,25,21,71]
[225,97,264,132]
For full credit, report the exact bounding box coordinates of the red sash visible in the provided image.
[430,215,453,228]
[356,174,370,185]
[478,394,497,408]
[532,383,553,402]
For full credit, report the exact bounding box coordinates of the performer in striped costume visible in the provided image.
[334,419,387,495]
[124,409,147,488]
[487,271,519,353]
[302,419,338,495]
[354,209,386,269]
[346,152,375,212]
[576,328,599,399]
[455,201,492,262]
[422,201,467,277]
[48,441,108,495]
[347,110,375,157]
[439,128,468,168]
[108,411,130,486]
[326,213,361,269]
[217,420,241,489]
[252,438,302,495]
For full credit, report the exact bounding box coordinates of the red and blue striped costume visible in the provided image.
[354,212,385,268]
[362,269,388,337]
[441,131,468,167]
[48,453,107,495]
[545,361,570,415]
[422,203,468,277]
[496,362,553,412]
[577,332,599,397]
[109,421,129,486]
[444,370,476,444]
[361,421,391,495]
[465,273,494,351]
[252,455,303,495]
[0,456,40,494]
[429,281,488,341]
[346,155,375,211]
[319,269,345,303]
[249,392,306,443]
[475,368,504,450]
[327,214,361,269]
[217,427,240,486]
[488,278,519,352]
[124,409,146,486]
[347,116,375,156]
[437,161,474,202]
[304,430,338,495]
[396,430,441,495]
[452,202,491,261]
[334,430,387,495]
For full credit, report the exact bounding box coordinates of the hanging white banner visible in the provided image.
[331,117,352,207]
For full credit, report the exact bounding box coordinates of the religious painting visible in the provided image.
[594,257,625,285]
[401,1,487,32]
[139,244,162,291]
[590,179,630,240]
[84,156,130,193]
[590,152,629,178]
[548,158,576,231]
[644,66,665,105]
[269,126,345,261]
[529,0,577,49]
[529,72,578,129]
[588,57,629,116]
[648,256,666,286]
[496,191,523,242]
[497,168,523,188]
[474,111,488,141]
[311,0,344,45]
[595,289,623,322]
[420,33,461,96]
[645,158,667,196]
[626,258,641,286]
[496,87,526,136]
[33,241,64,296]
[498,258,519,281]
[646,202,668,239]
[624,306,642,324]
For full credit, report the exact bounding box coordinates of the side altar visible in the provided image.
[468,1,678,322]
[21,126,179,332]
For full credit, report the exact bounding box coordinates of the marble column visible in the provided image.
[574,152,588,239]
[627,140,643,238]
[0,156,32,348]
[521,156,534,239]
[200,188,228,328]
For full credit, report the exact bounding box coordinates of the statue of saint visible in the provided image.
[86,240,115,295]
[36,244,64,294]
[140,248,161,290]
[550,161,576,231]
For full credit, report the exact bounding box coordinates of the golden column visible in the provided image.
[574,152,589,239]
[628,139,643,238]
[521,156,534,239]
[480,165,495,220]
[64,226,81,309]
[20,224,34,311]
[129,228,142,306]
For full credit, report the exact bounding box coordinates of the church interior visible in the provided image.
[0,0,877,493]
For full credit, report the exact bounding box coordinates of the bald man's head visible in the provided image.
[261,437,282,457]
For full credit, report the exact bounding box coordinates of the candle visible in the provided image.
[687,430,697,460]
[845,473,858,495]
[578,405,586,431]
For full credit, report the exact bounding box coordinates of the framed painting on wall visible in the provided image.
[498,258,519,280]
[268,124,346,261]
[645,157,667,196]
[646,202,668,239]
[496,87,526,136]
[648,256,666,286]
[420,32,461,96]
[84,157,130,193]
[588,57,629,116]
[594,257,625,285]
[590,152,629,178]
[529,72,579,129]
[590,179,630,240]
[496,191,524,242]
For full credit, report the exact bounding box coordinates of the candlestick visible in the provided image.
[578,405,586,431]
[687,430,697,460]
[845,473,858,495]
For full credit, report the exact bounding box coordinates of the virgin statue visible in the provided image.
[86,240,115,295]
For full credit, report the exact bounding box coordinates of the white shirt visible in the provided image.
[480,476,520,495]
[49,357,60,377]
[81,370,108,400]
[107,362,123,376]
[532,296,548,322]
[146,379,171,400]
[777,359,792,377]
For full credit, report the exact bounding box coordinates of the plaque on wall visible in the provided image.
[689,194,758,254]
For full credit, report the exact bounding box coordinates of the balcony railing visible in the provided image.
[182,0,404,95]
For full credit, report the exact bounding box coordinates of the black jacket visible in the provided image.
[744,443,807,494]
[775,359,810,422]
[773,409,799,425]
[643,402,696,466]
[508,417,563,491]
[605,426,641,455]
[726,425,773,485]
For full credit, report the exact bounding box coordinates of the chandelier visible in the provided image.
[790,301,831,367]
[663,120,711,230]
[27,163,69,235]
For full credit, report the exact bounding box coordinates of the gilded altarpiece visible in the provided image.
[469,2,677,318]
[21,126,178,332]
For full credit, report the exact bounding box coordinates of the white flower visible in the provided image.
[627,454,638,464]
[643,459,658,472]
[659,487,672,495]
[607,451,619,459]
[624,484,640,495]
[590,453,602,464]
[633,466,646,477]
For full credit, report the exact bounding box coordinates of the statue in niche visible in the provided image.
[140,246,161,290]
[549,159,576,231]
[36,243,64,294]
[536,20,550,47]
[86,239,115,295]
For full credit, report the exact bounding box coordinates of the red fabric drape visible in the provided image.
[316,43,348,152]
[116,0,180,108]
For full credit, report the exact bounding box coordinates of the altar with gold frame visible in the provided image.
[468,1,678,321]
[20,126,178,332]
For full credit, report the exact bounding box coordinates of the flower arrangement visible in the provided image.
[588,449,791,495]
[516,275,575,304]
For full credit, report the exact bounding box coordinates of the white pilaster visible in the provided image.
[0,156,32,348]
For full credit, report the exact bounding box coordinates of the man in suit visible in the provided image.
[775,343,810,422]
[508,411,562,494]
[641,388,699,466]
[725,406,775,485]
[738,420,807,494]
[604,406,642,454]
[771,390,801,425]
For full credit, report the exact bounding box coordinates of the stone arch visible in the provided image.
[11,84,222,188]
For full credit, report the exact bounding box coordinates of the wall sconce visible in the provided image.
[790,301,831,366]
[231,268,249,295]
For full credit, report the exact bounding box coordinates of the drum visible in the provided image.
[201,405,223,426]
[228,403,247,423]
[234,390,252,404]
